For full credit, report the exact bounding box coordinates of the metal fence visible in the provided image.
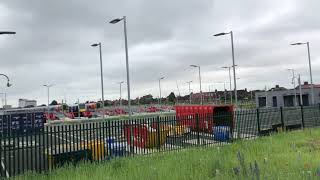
[1,105,320,178]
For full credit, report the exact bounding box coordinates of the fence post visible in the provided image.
[318,103,320,126]
[280,107,285,131]
[196,114,200,146]
[256,108,261,135]
[301,105,305,129]
[157,116,161,151]
[235,110,240,140]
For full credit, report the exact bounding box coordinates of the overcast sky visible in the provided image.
[0,0,320,106]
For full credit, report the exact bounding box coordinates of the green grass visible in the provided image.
[15,129,320,180]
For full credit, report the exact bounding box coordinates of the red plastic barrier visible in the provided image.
[124,124,149,148]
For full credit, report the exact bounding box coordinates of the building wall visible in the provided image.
[255,88,320,107]
[19,99,37,108]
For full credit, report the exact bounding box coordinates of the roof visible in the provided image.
[269,87,287,91]
[296,84,320,89]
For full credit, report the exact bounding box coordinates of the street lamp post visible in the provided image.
[43,84,53,114]
[110,16,132,117]
[214,31,238,107]
[119,81,124,107]
[190,65,202,105]
[0,31,15,109]
[298,74,303,105]
[186,81,192,104]
[0,74,12,108]
[287,68,297,106]
[221,66,237,104]
[158,77,165,105]
[213,82,227,104]
[0,93,6,107]
[91,42,105,116]
[291,42,314,105]
[223,82,227,104]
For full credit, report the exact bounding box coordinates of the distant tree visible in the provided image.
[62,104,68,111]
[96,102,102,109]
[140,94,154,104]
[103,100,112,106]
[167,92,176,103]
[50,100,58,105]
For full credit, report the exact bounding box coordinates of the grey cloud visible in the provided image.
[0,0,320,106]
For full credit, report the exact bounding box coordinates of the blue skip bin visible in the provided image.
[106,137,126,157]
[213,126,230,142]
[109,142,126,157]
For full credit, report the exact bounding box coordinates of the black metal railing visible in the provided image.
[1,105,320,178]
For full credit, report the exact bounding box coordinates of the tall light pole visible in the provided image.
[221,81,227,104]
[291,42,314,105]
[287,68,297,106]
[190,65,202,105]
[109,16,132,117]
[213,82,227,104]
[0,74,12,107]
[221,65,237,104]
[0,31,15,108]
[298,74,303,105]
[91,42,105,115]
[43,84,53,113]
[119,81,124,107]
[0,32,15,88]
[214,31,238,107]
[176,81,181,104]
[186,81,192,104]
[0,93,6,107]
[158,77,165,105]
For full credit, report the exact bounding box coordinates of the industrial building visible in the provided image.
[255,82,320,108]
[18,99,37,108]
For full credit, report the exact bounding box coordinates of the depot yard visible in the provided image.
[12,128,320,180]
[1,104,320,178]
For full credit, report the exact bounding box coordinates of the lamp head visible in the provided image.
[91,43,99,47]
[109,18,122,24]
[0,31,16,35]
[213,32,229,36]
[291,43,304,46]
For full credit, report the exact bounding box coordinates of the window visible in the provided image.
[283,95,294,107]
[258,97,266,107]
[302,95,309,106]
[272,96,277,107]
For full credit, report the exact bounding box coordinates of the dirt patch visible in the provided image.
[295,139,320,151]
[307,139,320,151]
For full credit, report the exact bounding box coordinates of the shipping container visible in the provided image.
[175,105,234,133]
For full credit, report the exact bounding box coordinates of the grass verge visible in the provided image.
[15,128,320,180]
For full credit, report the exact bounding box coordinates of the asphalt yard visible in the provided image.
[1,106,319,178]
[0,122,241,178]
